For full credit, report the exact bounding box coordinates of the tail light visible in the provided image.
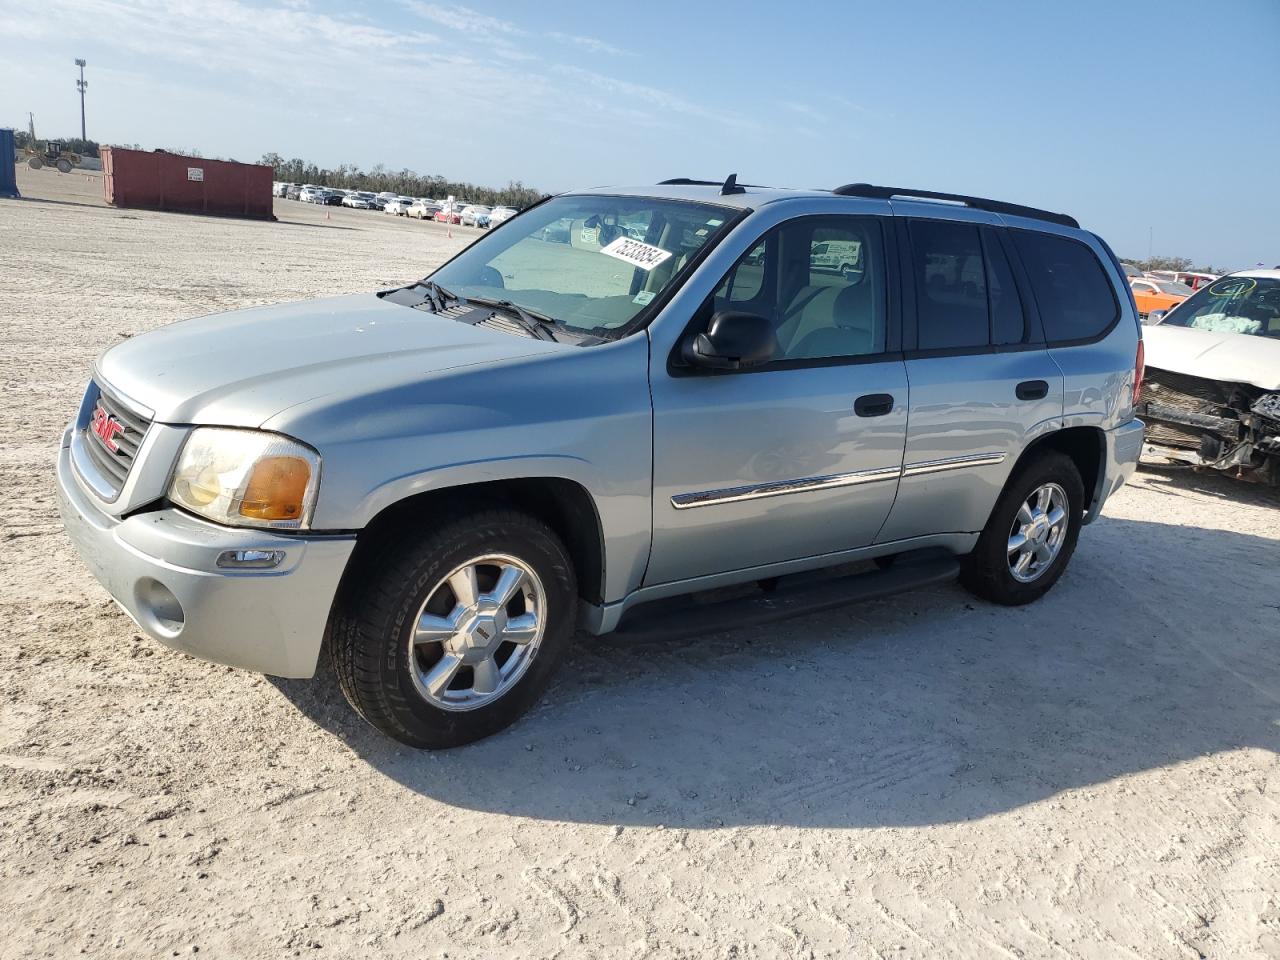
[1133,338,1145,408]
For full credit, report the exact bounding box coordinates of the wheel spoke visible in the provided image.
[449,565,479,608]
[504,612,539,644]
[414,613,456,646]
[423,652,463,697]
[1034,541,1053,564]
[1013,551,1034,577]
[1036,486,1051,512]
[1007,532,1028,555]
[472,657,500,694]
[1017,502,1034,526]
[488,563,526,607]
[1047,506,1066,528]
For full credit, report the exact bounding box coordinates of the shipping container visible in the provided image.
[0,129,19,199]
[101,147,274,220]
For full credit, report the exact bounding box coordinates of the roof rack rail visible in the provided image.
[831,183,1078,229]
[658,174,750,195]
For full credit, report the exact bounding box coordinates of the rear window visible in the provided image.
[1012,231,1118,343]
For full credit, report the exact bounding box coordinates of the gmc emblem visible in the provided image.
[91,405,126,453]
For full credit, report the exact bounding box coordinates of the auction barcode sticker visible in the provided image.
[600,236,673,272]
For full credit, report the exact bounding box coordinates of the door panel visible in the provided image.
[877,216,1064,541]
[876,351,1062,542]
[648,361,908,585]
[645,213,907,587]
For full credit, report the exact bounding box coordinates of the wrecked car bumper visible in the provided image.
[1138,368,1280,484]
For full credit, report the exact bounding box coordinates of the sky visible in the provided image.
[2,0,1277,267]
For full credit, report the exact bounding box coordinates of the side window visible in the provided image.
[908,220,989,350]
[711,217,888,362]
[714,237,767,306]
[1011,230,1119,343]
[983,230,1028,345]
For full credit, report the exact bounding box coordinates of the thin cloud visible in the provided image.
[399,1,520,35]
[547,31,632,57]
[779,100,827,123]
[4,0,763,185]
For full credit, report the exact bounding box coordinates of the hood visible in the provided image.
[1143,324,1280,391]
[96,294,561,425]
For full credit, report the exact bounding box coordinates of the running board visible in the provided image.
[612,549,960,643]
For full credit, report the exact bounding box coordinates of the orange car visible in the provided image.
[1129,277,1193,317]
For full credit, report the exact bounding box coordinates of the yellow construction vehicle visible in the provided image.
[22,115,81,173]
[25,139,81,173]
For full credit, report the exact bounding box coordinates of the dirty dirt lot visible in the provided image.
[2,168,1279,960]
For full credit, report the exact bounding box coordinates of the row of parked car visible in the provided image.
[1119,264,1219,321]
[272,182,518,229]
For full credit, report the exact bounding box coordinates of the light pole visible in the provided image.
[75,59,87,141]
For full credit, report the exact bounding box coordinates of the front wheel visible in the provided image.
[330,509,578,748]
[960,451,1084,606]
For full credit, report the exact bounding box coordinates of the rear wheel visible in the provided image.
[56,158,72,173]
[960,451,1084,605]
[330,509,577,748]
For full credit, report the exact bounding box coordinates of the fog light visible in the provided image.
[135,578,184,637]
[216,549,285,569]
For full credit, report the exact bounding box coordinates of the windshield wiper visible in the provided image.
[465,296,560,342]
[414,280,460,312]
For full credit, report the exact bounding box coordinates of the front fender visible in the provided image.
[276,336,655,603]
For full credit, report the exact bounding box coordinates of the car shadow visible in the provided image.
[270,516,1279,829]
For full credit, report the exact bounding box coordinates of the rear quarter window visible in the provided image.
[1012,231,1118,343]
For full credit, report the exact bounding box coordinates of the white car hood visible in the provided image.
[1144,324,1280,391]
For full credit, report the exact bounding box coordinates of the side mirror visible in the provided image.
[1145,310,1166,325]
[683,311,776,370]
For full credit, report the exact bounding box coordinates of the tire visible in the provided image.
[330,509,578,748]
[960,451,1084,606]
[57,159,72,173]
[27,156,42,170]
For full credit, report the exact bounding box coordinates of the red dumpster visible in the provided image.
[101,147,275,220]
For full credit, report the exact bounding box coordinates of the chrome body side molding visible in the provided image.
[670,465,901,510]
[671,452,1006,510]
[900,451,1006,478]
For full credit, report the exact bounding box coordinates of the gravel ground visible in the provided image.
[2,167,1279,960]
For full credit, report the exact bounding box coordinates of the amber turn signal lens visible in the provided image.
[239,456,311,521]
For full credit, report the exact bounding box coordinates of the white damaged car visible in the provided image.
[1138,270,1280,484]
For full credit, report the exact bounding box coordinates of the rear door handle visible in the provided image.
[1015,380,1049,401]
[854,393,894,417]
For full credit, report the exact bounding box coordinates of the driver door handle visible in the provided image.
[1016,380,1049,401]
[854,393,894,417]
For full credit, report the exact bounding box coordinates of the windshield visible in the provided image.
[426,194,737,337]
[1159,276,1280,337]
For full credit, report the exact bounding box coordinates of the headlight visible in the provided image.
[169,427,321,530]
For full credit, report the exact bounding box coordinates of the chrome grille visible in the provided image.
[82,384,151,495]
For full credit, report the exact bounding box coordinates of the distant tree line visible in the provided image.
[1123,254,1235,276]
[260,153,545,208]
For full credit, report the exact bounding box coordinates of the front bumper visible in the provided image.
[1087,417,1144,522]
[56,427,356,677]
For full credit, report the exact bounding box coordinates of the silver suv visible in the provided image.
[56,177,1145,747]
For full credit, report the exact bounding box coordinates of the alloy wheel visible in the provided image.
[407,554,547,712]
[1007,482,1069,583]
